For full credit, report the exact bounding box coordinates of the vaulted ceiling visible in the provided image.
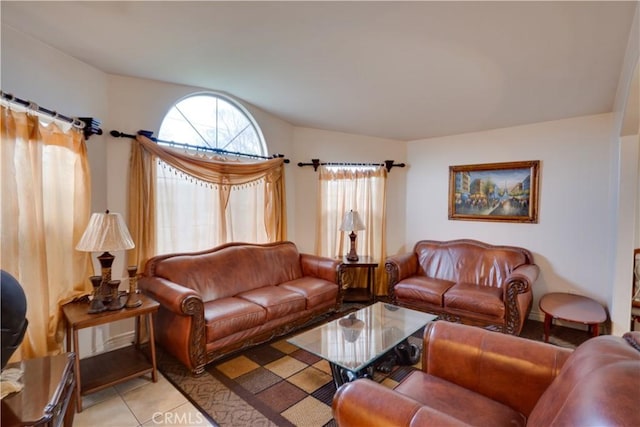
[1,1,637,141]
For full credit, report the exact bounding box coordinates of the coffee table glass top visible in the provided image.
[287,302,436,372]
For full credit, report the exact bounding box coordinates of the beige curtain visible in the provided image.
[315,165,388,296]
[1,105,92,361]
[128,135,286,267]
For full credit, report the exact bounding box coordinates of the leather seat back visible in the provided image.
[414,240,532,288]
[149,241,304,301]
[527,333,640,426]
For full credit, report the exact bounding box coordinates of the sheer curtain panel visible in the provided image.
[128,135,286,267]
[1,105,91,361]
[315,165,388,296]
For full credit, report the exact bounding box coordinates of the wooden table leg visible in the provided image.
[73,328,82,412]
[543,314,552,343]
[147,313,158,382]
[367,267,373,302]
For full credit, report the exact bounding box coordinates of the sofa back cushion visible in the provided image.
[414,240,532,288]
[150,241,304,302]
[527,333,640,426]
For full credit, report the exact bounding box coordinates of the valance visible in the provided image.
[136,135,285,186]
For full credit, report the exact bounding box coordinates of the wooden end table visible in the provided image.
[338,256,378,303]
[62,293,159,412]
[539,292,607,342]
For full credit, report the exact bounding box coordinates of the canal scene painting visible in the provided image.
[448,160,540,223]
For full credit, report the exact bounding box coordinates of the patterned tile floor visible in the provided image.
[206,333,422,427]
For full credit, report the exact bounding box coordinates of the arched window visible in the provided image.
[158,92,266,156]
[154,92,273,254]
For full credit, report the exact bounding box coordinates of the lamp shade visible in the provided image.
[76,210,135,252]
[340,210,365,232]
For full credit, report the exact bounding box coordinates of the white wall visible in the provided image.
[1,26,109,214]
[406,114,620,325]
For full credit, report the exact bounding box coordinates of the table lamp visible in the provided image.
[340,210,365,261]
[76,210,135,313]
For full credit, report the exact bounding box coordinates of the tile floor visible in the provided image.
[73,373,214,427]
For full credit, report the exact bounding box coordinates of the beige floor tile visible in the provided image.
[216,355,260,379]
[288,367,332,393]
[73,396,140,427]
[114,373,157,395]
[140,402,214,427]
[312,359,332,374]
[122,375,188,425]
[270,338,298,354]
[265,355,306,379]
[81,386,119,410]
[281,395,333,427]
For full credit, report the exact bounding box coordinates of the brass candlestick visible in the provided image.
[125,266,142,308]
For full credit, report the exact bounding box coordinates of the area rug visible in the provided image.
[157,310,590,427]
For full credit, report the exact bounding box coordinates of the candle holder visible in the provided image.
[87,275,107,313]
[125,266,143,308]
[106,280,125,310]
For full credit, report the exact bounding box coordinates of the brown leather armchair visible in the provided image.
[333,321,640,427]
[386,239,538,334]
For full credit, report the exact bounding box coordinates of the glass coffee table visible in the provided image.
[287,302,437,388]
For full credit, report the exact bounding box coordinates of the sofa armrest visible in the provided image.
[422,321,571,416]
[138,276,202,315]
[505,264,539,294]
[502,263,539,334]
[385,252,418,285]
[138,276,206,375]
[300,253,341,284]
[333,379,469,427]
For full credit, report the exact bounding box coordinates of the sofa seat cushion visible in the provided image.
[237,285,306,322]
[395,371,526,427]
[278,277,338,309]
[204,297,267,342]
[444,283,504,319]
[394,276,454,306]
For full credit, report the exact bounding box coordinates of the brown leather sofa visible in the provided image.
[333,321,640,427]
[385,239,538,335]
[139,241,341,375]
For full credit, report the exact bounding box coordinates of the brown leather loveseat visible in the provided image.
[385,239,538,335]
[333,321,640,427]
[139,241,341,375]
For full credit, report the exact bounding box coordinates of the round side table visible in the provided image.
[538,292,607,343]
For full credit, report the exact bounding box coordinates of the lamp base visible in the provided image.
[346,231,359,261]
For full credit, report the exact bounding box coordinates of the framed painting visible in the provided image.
[448,160,540,223]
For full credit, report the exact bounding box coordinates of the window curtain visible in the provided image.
[128,135,286,268]
[1,105,92,361]
[315,165,388,296]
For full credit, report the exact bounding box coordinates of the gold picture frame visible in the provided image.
[448,160,540,223]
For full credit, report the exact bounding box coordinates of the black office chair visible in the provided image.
[1,270,28,369]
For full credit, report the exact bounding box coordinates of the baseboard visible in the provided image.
[93,331,136,354]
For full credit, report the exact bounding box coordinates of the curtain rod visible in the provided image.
[297,159,406,172]
[0,91,103,140]
[110,130,289,163]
